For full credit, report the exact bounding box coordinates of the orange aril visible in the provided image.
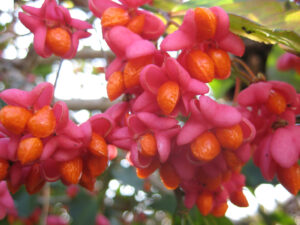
[196,191,213,216]
[107,71,125,101]
[199,174,222,192]
[157,81,180,115]
[215,124,243,150]
[207,48,231,79]
[46,27,71,56]
[27,105,56,138]
[0,159,9,180]
[138,133,157,157]
[277,163,300,195]
[223,150,242,172]
[60,157,83,184]
[212,202,228,217]
[194,7,217,42]
[101,7,130,28]
[190,131,221,162]
[80,170,96,192]
[0,105,32,134]
[86,154,108,177]
[159,162,180,190]
[266,90,287,115]
[230,190,249,207]
[136,158,160,179]
[127,14,145,35]
[25,163,45,194]
[17,137,43,165]
[123,55,153,89]
[186,49,215,83]
[88,133,108,157]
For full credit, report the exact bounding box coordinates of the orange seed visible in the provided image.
[186,49,215,83]
[196,191,213,216]
[194,7,217,42]
[266,90,287,115]
[207,48,231,80]
[123,55,153,89]
[127,14,145,35]
[60,157,83,184]
[17,137,43,165]
[88,133,108,157]
[215,124,244,150]
[230,190,249,207]
[139,133,157,157]
[46,27,71,56]
[107,71,125,101]
[159,162,180,190]
[157,81,180,115]
[27,105,56,138]
[0,105,32,134]
[277,163,300,195]
[190,131,221,162]
[101,7,130,28]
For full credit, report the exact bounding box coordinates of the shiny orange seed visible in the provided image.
[207,48,231,80]
[25,163,45,194]
[80,170,96,192]
[101,7,130,28]
[194,7,217,42]
[107,71,125,101]
[190,131,221,162]
[139,133,158,157]
[157,81,180,115]
[223,150,242,172]
[266,90,287,115]
[186,49,215,83]
[123,55,153,89]
[277,163,300,195]
[88,132,108,157]
[211,202,228,217]
[60,157,83,184]
[196,191,213,216]
[159,162,180,190]
[27,105,56,138]
[0,105,32,134]
[230,190,249,207]
[46,27,71,56]
[136,158,160,179]
[0,159,9,180]
[215,124,244,150]
[17,137,43,165]
[86,154,108,177]
[127,14,145,35]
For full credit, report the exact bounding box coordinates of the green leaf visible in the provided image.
[32,64,53,78]
[209,78,235,99]
[68,191,98,225]
[151,194,177,214]
[228,13,300,54]
[111,163,144,190]
[13,187,38,217]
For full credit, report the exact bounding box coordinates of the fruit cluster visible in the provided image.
[1,0,299,220]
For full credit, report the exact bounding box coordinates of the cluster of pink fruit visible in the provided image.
[0,0,299,221]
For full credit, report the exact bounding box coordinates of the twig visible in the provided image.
[232,57,257,82]
[233,77,241,104]
[40,183,51,225]
[54,59,64,90]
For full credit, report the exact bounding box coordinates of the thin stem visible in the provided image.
[232,62,251,85]
[54,59,64,90]
[233,77,241,104]
[40,183,51,225]
[232,58,257,81]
